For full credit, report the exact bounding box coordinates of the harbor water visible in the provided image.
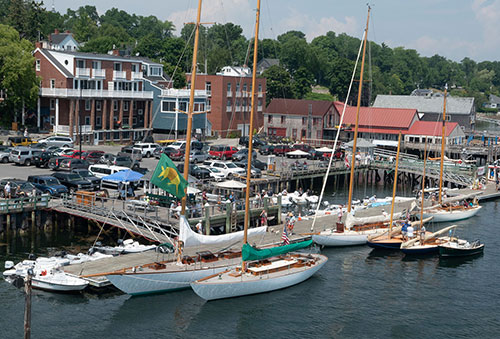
[0,185,499,338]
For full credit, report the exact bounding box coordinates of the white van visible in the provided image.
[88,164,129,187]
[133,142,160,157]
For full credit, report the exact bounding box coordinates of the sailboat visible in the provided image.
[190,0,327,301]
[310,7,404,247]
[105,1,249,296]
[400,225,457,255]
[417,85,482,222]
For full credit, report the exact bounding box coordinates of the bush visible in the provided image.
[478,107,498,114]
[227,131,241,138]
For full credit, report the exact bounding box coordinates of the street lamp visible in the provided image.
[79,88,82,159]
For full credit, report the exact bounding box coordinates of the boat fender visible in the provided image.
[41,269,47,276]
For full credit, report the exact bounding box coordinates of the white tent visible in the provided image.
[316,147,333,152]
[215,180,247,189]
[187,186,201,194]
[286,150,310,157]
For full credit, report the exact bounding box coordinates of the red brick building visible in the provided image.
[33,45,167,144]
[187,66,266,137]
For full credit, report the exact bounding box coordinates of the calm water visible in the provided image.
[1,185,499,338]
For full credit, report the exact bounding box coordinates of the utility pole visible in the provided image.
[24,268,34,339]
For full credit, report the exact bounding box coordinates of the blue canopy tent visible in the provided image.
[102,169,144,199]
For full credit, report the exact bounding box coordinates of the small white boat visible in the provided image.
[420,205,482,222]
[191,253,327,301]
[313,228,387,247]
[32,269,89,292]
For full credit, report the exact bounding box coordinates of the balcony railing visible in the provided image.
[40,88,153,99]
[113,70,127,79]
[227,91,232,97]
[131,71,143,80]
[258,91,263,98]
[75,68,90,77]
[53,125,92,135]
[226,106,232,112]
[235,106,241,112]
[258,105,263,111]
[92,69,106,78]
[236,91,242,97]
[160,89,207,97]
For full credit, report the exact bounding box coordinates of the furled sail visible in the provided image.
[242,240,313,261]
[179,216,267,248]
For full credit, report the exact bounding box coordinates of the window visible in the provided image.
[36,59,41,71]
[227,98,232,107]
[113,100,118,111]
[236,83,240,92]
[258,98,262,107]
[133,82,138,91]
[96,101,102,111]
[124,101,129,111]
[243,83,247,94]
[114,63,122,71]
[187,81,191,90]
[92,61,101,69]
[205,82,211,94]
[179,102,187,112]
[133,101,137,110]
[281,116,286,124]
[227,83,231,92]
[50,99,55,110]
[150,66,161,76]
[50,79,55,89]
[85,100,91,111]
[85,116,90,125]
[316,130,322,139]
[292,129,297,139]
[268,115,272,123]
[258,83,262,92]
[162,101,176,112]
[96,116,101,126]
[131,64,138,72]
[207,99,211,111]
[76,59,85,68]
[302,117,307,124]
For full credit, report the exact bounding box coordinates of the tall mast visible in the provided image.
[347,6,370,213]
[243,0,261,245]
[420,140,428,229]
[388,132,402,236]
[180,0,203,216]
[438,84,448,204]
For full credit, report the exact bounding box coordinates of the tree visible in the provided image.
[261,65,294,104]
[292,67,314,99]
[327,57,355,102]
[0,24,39,126]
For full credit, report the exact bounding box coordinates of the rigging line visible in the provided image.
[219,0,234,63]
[310,29,366,232]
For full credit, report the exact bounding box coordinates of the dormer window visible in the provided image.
[150,66,161,76]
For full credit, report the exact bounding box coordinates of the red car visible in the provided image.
[272,144,292,157]
[62,150,85,158]
[209,145,239,160]
[83,150,105,164]
[170,149,185,161]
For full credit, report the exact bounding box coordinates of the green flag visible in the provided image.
[151,154,188,199]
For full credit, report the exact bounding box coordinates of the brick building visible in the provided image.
[187,66,266,137]
[33,46,166,144]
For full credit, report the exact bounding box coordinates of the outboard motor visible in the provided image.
[4,261,14,269]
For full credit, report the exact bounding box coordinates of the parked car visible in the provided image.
[133,142,160,158]
[272,144,292,157]
[33,151,58,168]
[239,136,267,148]
[82,150,105,164]
[7,137,36,147]
[71,169,101,191]
[198,165,227,181]
[0,179,42,198]
[0,147,12,163]
[109,155,133,168]
[37,136,74,148]
[29,142,48,151]
[189,150,210,163]
[208,145,239,160]
[27,175,68,196]
[258,144,275,155]
[9,147,41,166]
[292,143,314,153]
[233,161,262,178]
[58,158,89,171]
[170,148,185,161]
[202,160,246,177]
[232,148,257,162]
[169,140,204,151]
[154,146,177,159]
[61,150,85,158]
[168,141,186,150]
[88,165,129,186]
[177,163,211,180]
[99,153,114,164]
[252,158,267,171]
[119,146,143,162]
[307,149,325,160]
[48,157,68,170]
[51,172,93,193]
[54,148,76,157]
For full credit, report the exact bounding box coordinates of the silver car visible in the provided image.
[189,150,210,163]
[0,147,12,163]
[9,147,41,166]
[37,136,74,148]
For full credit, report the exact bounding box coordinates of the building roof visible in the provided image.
[334,102,417,129]
[266,98,333,117]
[43,48,158,64]
[407,121,459,137]
[49,32,75,45]
[37,48,73,78]
[373,95,474,115]
[489,94,500,105]
[257,58,280,72]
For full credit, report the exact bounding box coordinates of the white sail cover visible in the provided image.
[345,211,403,230]
[179,216,267,248]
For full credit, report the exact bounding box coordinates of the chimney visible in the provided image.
[111,49,120,56]
[65,30,70,34]
[35,42,42,49]
[54,29,59,34]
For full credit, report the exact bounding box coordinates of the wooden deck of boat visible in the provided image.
[64,201,414,287]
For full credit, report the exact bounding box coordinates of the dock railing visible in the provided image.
[0,194,50,214]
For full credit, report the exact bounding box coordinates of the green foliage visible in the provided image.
[477,107,498,113]
[261,65,294,104]
[0,24,39,125]
[303,91,335,101]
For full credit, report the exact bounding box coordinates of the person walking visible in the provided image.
[260,209,268,227]
[4,181,11,199]
[195,220,203,234]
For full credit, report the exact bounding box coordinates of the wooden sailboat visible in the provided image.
[190,0,327,301]
[106,1,242,295]
[400,225,457,255]
[417,85,482,222]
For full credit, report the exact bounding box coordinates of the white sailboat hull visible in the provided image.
[312,228,386,247]
[32,275,88,292]
[190,254,327,301]
[420,206,481,222]
[106,266,232,296]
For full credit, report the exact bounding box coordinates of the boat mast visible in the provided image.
[420,140,428,229]
[347,6,370,213]
[243,0,261,247]
[438,84,448,205]
[388,132,402,236]
[180,0,203,216]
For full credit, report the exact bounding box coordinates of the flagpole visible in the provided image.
[181,0,202,216]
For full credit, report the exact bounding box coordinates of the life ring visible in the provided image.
[41,269,47,276]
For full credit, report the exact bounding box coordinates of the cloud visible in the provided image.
[470,0,500,59]
[407,36,478,59]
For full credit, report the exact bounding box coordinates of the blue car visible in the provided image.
[27,175,69,196]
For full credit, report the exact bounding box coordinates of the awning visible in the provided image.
[215,180,247,189]
[101,169,144,183]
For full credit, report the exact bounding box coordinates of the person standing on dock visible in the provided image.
[338,205,343,223]
[260,209,268,227]
[4,181,11,199]
[195,220,203,234]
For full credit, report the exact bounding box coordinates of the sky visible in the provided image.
[47,0,500,62]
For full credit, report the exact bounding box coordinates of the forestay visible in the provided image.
[242,240,313,261]
[178,216,267,248]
